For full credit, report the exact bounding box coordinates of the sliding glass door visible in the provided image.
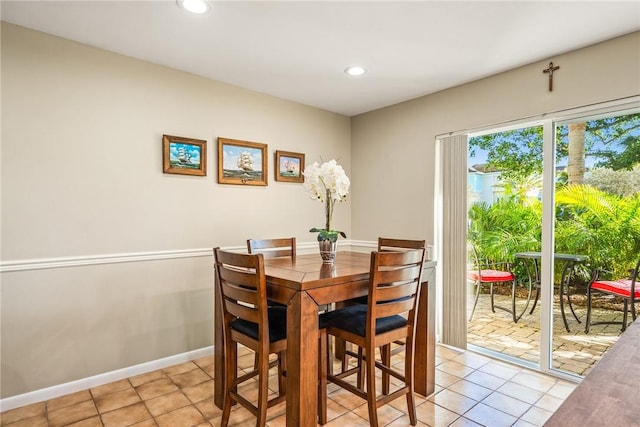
[467,122,544,368]
[550,109,640,376]
[461,104,640,378]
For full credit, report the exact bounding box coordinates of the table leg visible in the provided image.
[559,260,581,332]
[512,258,534,322]
[414,268,436,397]
[564,261,581,323]
[528,259,541,315]
[286,291,319,426]
[559,282,571,332]
[214,277,225,409]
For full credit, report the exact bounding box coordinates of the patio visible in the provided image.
[467,291,626,377]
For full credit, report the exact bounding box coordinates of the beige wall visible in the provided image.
[0,23,351,398]
[350,31,640,245]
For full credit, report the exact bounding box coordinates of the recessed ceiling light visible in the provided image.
[177,0,210,14]
[344,65,367,77]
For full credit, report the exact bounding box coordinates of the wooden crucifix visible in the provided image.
[543,61,560,91]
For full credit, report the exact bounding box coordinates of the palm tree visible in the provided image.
[567,123,586,184]
[555,184,640,275]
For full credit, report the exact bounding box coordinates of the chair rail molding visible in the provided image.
[0,240,373,272]
[0,248,217,273]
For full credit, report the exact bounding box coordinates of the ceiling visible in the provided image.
[2,1,639,117]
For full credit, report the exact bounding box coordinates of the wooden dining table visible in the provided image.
[213,250,437,426]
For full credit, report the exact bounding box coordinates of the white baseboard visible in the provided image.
[0,346,214,412]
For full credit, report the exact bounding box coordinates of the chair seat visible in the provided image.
[468,269,515,282]
[350,295,368,305]
[230,308,287,342]
[321,305,407,337]
[591,279,640,298]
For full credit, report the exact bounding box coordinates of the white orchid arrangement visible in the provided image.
[303,159,351,243]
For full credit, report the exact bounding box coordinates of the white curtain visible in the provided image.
[438,134,468,349]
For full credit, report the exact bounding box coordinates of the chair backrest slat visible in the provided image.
[218,268,261,290]
[225,299,261,323]
[377,264,423,284]
[220,281,259,306]
[376,297,416,318]
[377,281,419,302]
[378,237,425,252]
[247,237,296,260]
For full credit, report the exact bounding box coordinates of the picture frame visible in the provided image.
[218,137,268,186]
[275,150,305,183]
[163,134,207,176]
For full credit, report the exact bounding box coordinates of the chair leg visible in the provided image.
[221,340,237,427]
[365,344,379,427]
[341,342,350,373]
[257,350,269,426]
[357,347,365,390]
[327,335,334,375]
[318,330,328,425]
[277,351,286,396]
[381,344,390,395]
[585,287,592,333]
[490,283,496,313]
[406,388,417,425]
[469,280,481,321]
[510,280,517,323]
[405,340,417,426]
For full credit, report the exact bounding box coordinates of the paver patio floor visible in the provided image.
[467,291,627,377]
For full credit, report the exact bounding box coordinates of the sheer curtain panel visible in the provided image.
[438,134,468,349]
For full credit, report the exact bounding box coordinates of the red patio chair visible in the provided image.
[468,244,521,323]
[585,257,640,333]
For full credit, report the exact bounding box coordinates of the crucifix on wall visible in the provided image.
[543,61,560,92]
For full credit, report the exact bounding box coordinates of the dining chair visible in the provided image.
[247,237,296,260]
[341,237,426,390]
[467,243,520,322]
[247,237,296,311]
[249,236,332,319]
[246,240,329,424]
[319,248,426,426]
[585,257,640,333]
[213,247,287,426]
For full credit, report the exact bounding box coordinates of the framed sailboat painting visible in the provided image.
[217,137,268,186]
[163,134,207,176]
[275,150,304,183]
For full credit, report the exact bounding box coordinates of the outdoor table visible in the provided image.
[514,252,588,332]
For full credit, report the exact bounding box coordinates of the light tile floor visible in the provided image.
[0,343,577,427]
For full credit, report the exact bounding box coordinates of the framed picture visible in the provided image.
[275,150,305,183]
[218,138,268,186]
[163,134,206,176]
